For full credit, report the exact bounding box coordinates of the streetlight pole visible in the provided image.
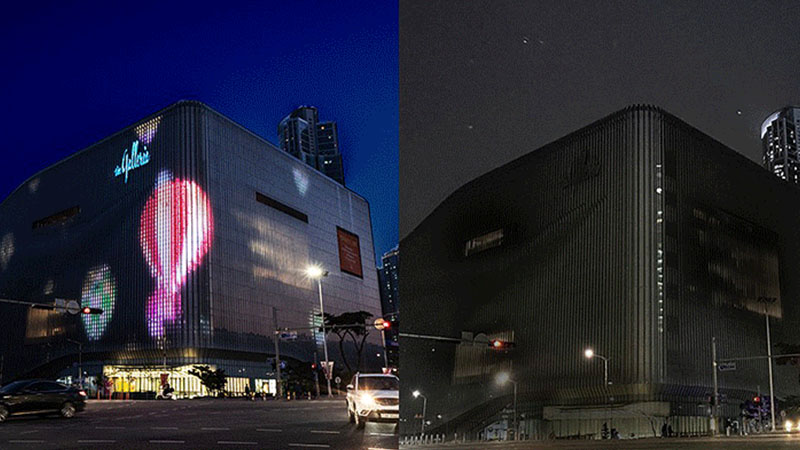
[511,379,518,440]
[584,348,609,386]
[759,297,777,432]
[712,337,719,435]
[413,390,428,434]
[307,266,333,398]
[495,372,518,440]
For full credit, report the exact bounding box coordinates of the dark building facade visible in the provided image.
[378,247,399,366]
[400,105,800,439]
[762,106,800,184]
[278,106,346,185]
[0,101,381,396]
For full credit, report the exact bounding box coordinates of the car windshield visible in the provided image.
[0,381,31,394]
[359,377,398,391]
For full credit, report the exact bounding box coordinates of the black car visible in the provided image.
[0,380,87,423]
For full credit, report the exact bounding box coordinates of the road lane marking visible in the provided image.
[152,426,179,430]
[217,441,258,445]
[310,430,340,434]
[288,445,331,448]
[257,428,282,432]
[19,430,39,435]
[150,440,186,444]
[202,427,231,430]
[78,440,117,443]
[96,426,126,429]
[8,440,45,444]
[368,433,396,436]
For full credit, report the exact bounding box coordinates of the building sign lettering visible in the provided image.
[114,140,150,183]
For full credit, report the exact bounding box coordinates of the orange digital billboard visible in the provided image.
[337,227,363,278]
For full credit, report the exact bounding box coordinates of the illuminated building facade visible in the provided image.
[400,105,800,439]
[0,101,381,396]
[278,106,346,185]
[762,106,800,184]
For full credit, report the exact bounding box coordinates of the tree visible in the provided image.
[188,365,227,397]
[320,311,373,374]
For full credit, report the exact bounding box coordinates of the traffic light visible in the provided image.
[489,339,515,350]
[311,363,317,370]
[753,396,761,405]
[81,307,103,315]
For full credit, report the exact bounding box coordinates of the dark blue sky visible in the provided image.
[0,1,398,263]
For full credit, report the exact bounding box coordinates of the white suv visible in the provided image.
[346,373,399,428]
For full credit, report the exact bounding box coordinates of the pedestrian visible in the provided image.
[245,385,251,400]
[661,422,667,438]
[667,424,673,437]
[601,422,609,439]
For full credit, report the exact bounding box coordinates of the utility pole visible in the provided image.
[272,306,282,399]
[313,352,321,399]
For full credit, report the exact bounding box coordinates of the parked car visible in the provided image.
[0,380,87,423]
[346,373,399,428]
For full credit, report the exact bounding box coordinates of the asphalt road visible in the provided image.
[0,398,398,449]
[400,434,800,449]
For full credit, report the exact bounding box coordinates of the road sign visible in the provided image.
[334,376,341,385]
[322,361,334,380]
[718,362,736,372]
[65,300,80,315]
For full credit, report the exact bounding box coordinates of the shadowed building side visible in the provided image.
[400,105,800,440]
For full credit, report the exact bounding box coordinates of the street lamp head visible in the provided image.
[412,390,421,398]
[305,265,328,279]
[495,372,510,385]
[584,348,594,359]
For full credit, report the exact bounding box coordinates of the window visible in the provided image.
[32,206,80,229]
[464,229,504,256]
[255,192,308,223]
[27,382,64,392]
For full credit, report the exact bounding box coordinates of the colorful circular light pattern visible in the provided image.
[81,264,117,341]
[140,170,213,338]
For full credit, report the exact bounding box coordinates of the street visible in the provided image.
[400,434,800,449]
[0,398,398,449]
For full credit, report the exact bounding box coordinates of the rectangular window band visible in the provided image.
[32,206,81,229]
[255,192,308,223]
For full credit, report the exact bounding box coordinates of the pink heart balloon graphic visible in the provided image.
[140,171,213,338]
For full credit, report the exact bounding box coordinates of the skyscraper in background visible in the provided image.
[278,106,346,185]
[378,246,399,366]
[762,106,800,184]
[378,247,399,316]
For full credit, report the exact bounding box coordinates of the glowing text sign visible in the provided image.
[114,140,150,183]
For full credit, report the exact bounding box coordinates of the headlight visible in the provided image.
[796,421,800,432]
[785,420,793,432]
[359,393,377,407]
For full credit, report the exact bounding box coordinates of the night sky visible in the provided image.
[0,1,397,263]
[400,0,800,238]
